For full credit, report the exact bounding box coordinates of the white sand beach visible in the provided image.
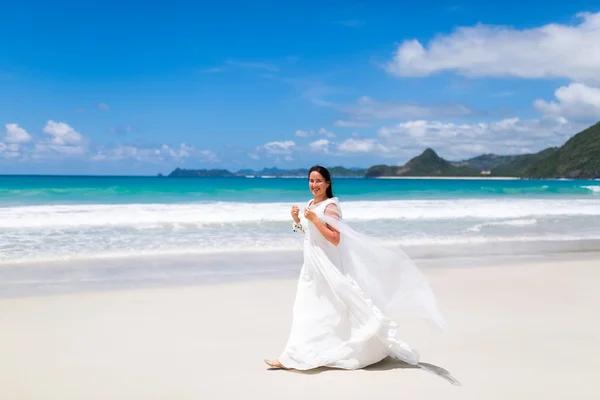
[1,258,598,399]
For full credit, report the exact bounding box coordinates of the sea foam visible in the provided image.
[2,198,600,264]
[3,198,600,229]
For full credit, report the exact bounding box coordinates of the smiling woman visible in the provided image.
[303,165,340,246]
[264,165,446,371]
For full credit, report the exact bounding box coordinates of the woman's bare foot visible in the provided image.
[264,359,292,370]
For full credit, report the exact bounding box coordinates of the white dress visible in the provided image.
[278,197,446,370]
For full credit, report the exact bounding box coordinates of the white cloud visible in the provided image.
[92,144,217,163]
[295,130,314,137]
[309,139,330,153]
[343,96,473,120]
[33,143,86,157]
[91,145,135,161]
[260,140,296,155]
[377,117,580,160]
[379,120,475,139]
[534,83,600,121]
[27,121,88,159]
[0,121,89,161]
[198,149,218,161]
[248,153,260,160]
[0,142,23,159]
[337,138,390,154]
[4,123,32,143]
[334,120,371,128]
[167,144,217,161]
[386,12,600,82]
[98,103,110,111]
[318,128,336,138]
[43,121,83,146]
[0,120,220,167]
[453,143,489,154]
[295,128,335,139]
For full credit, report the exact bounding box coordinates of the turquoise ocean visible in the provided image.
[2,175,600,266]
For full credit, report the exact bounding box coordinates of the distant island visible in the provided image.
[167,166,366,178]
[167,121,600,179]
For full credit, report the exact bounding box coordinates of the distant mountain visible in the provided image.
[167,121,600,179]
[168,166,365,178]
[246,166,364,177]
[325,166,366,177]
[365,148,480,177]
[259,167,304,175]
[456,147,558,176]
[525,121,600,179]
[168,168,235,177]
[236,169,257,175]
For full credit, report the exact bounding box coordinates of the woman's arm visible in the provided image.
[291,205,304,232]
[310,218,340,246]
[304,203,341,246]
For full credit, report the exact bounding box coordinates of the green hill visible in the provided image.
[365,148,480,177]
[168,168,235,177]
[327,166,366,177]
[457,147,558,176]
[525,122,600,179]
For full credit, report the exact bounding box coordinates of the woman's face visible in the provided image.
[309,171,329,197]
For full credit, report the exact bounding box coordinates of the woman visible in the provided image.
[265,165,446,370]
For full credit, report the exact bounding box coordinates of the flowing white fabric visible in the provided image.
[278,197,446,370]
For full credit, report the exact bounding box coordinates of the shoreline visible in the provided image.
[0,257,597,399]
[2,242,600,299]
[3,236,600,268]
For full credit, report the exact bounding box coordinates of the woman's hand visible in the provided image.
[304,207,340,246]
[303,208,318,223]
[290,205,300,223]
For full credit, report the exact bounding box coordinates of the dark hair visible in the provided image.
[308,165,334,198]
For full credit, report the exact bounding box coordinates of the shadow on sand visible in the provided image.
[364,358,461,386]
[267,357,461,386]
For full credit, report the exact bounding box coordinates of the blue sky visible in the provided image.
[2,0,600,175]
